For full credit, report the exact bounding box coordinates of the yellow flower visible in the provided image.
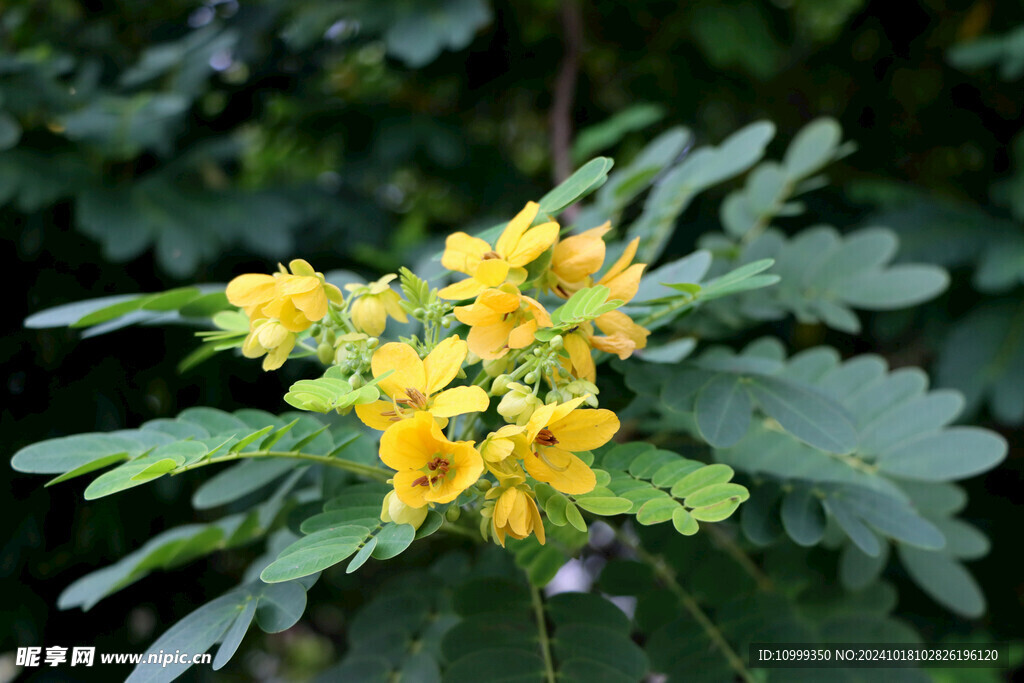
[380,490,429,529]
[515,397,619,495]
[480,425,525,463]
[452,287,552,360]
[438,202,559,300]
[381,411,484,506]
[226,259,343,332]
[488,485,545,547]
[546,222,610,298]
[355,336,490,431]
[559,238,650,380]
[345,274,408,336]
[241,319,297,371]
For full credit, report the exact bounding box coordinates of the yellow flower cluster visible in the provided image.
[226,259,343,370]
[225,201,651,547]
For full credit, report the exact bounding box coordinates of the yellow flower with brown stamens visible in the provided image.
[453,287,552,360]
[488,485,545,547]
[226,259,344,332]
[355,336,489,431]
[381,411,484,506]
[438,202,559,300]
[546,222,610,298]
[345,274,408,336]
[515,397,619,495]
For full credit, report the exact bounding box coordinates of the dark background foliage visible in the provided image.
[4,0,1022,680]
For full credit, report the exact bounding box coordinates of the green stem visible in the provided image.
[615,528,755,683]
[174,450,392,482]
[530,582,557,683]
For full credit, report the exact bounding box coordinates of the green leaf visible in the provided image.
[212,598,256,670]
[898,546,984,617]
[840,265,949,309]
[684,483,749,509]
[694,374,752,448]
[84,442,208,499]
[575,496,633,515]
[746,375,857,454]
[780,487,826,546]
[538,157,614,215]
[783,117,843,178]
[690,498,743,522]
[565,502,587,532]
[371,523,416,560]
[669,464,736,499]
[192,459,298,509]
[260,525,370,582]
[671,508,699,535]
[876,428,1007,481]
[572,104,665,162]
[636,498,680,525]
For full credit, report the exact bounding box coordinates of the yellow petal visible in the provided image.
[495,202,540,256]
[524,402,560,444]
[528,494,545,544]
[601,237,640,281]
[430,385,490,418]
[494,487,516,528]
[277,274,320,296]
[475,258,511,287]
[355,400,403,431]
[424,335,468,395]
[508,319,537,349]
[602,263,645,304]
[591,333,637,360]
[550,408,620,451]
[506,222,559,267]
[226,274,276,307]
[372,343,426,399]
[522,295,552,327]
[564,332,596,383]
[595,310,649,349]
[382,291,409,322]
[442,232,491,274]
[427,442,483,504]
[288,259,316,276]
[552,224,609,284]
[466,318,515,360]
[261,334,295,371]
[523,447,596,495]
[438,277,487,301]
[291,286,328,321]
[393,469,431,508]
[379,413,435,470]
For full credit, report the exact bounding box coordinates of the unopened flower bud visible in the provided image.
[549,334,563,349]
[546,389,565,404]
[484,356,511,377]
[476,479,493,492]
[366,337,379,349]
[564,379,600,407]
[491,374,513,396]
[445,506,462,522]
[380,490,428,529]
[523,371,538,384]
[317,342,334,365]
[349,373,364,388]
[497,382,543,425]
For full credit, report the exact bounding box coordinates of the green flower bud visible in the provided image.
[549,334,563,349]
[445,506,462,522]
[484,356,511,377]
[491,374,513,396]
[349,373,364,389]
[317,342,334,365]
[476,479,493,492]
[366,337,379,349]
[523,371,538,384]
[497,382,543,425]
